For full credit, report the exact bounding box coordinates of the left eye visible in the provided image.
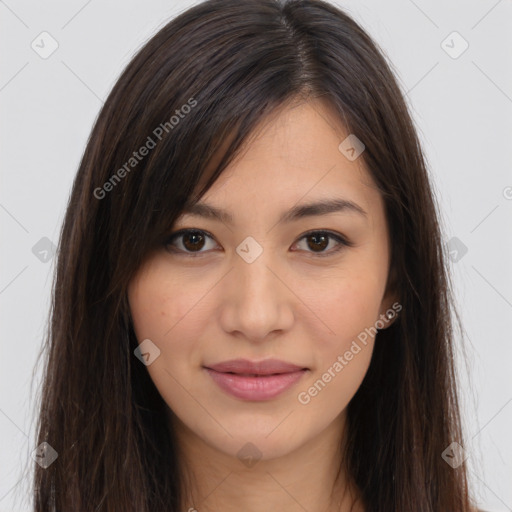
[164,229,351,257]
[292,230,351,256]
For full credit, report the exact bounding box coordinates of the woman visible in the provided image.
[32,0,481,510]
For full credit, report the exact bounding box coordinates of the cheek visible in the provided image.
[129,266,206,343]
[307,267,385,347]
[128,266,213,400]
[296,275,380,414]
[128,274,203,414]
[298,257,386,404]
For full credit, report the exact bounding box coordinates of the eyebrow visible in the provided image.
[180,197,367,225]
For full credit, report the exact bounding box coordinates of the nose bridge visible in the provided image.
[237,248,274,296]
[235,238,280,305]
[220,238,293,340]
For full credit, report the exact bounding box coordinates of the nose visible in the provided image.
[218,249,295,343]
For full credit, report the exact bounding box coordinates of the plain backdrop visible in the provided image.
[1,1,511,511]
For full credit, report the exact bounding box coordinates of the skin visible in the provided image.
[128,97,398,512]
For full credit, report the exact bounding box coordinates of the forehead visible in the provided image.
[183,99,383,228]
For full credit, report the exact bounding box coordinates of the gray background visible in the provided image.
[1,1,511,510]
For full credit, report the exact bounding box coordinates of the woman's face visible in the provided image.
[128,98,397,462]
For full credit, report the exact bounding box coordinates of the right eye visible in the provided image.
[163,229,219,256]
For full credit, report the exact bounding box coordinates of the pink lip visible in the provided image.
[204,358,309,401]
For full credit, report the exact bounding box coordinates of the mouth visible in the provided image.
[203,358,309,401]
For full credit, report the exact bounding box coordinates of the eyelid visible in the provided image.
[293,229,353,258]
[164,228,352,257]
[164,228,218,257]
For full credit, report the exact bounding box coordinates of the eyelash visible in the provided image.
[163,229,353,258]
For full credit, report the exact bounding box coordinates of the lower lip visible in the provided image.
[204,368,307,401]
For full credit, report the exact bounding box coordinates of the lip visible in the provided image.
[203,358,309,401]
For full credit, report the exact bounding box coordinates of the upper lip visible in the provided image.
[204,358,308,375]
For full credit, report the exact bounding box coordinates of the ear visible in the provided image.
[377,263,401,329]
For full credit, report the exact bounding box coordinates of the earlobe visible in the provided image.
[378,285,401,330]
[377,262,401,329]
[374,302,397,331]
[377,298,400,330]
[383,304,400,328]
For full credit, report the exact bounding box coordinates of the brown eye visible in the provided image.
[164,229,217,255]
[182,231,206,251]
[305,233,329,252]
[293,230,351,257]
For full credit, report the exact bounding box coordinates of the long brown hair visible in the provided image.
[31,0,476,510]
